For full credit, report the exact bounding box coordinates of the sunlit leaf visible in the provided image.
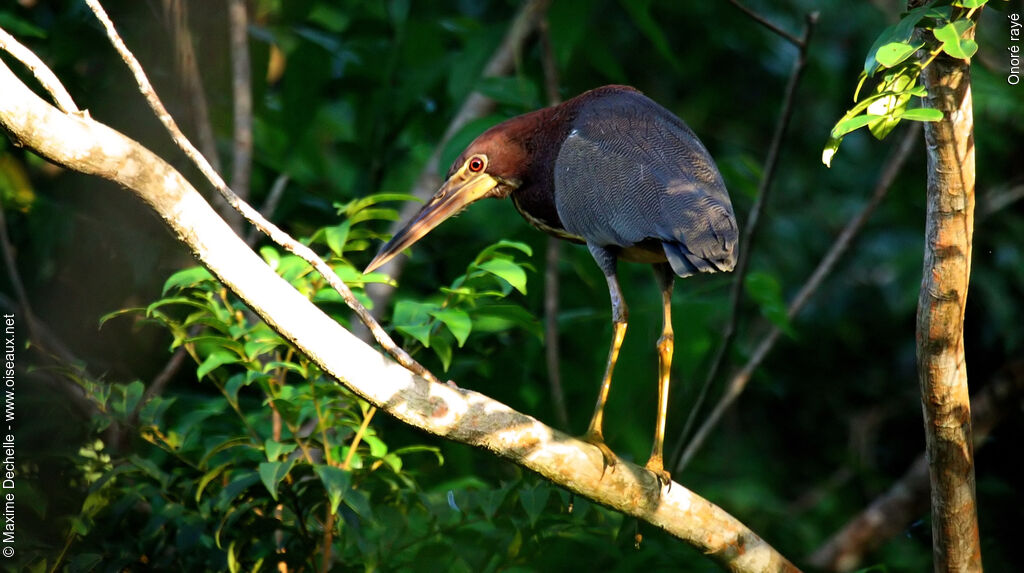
[934,20,978,59]
[874,41,923,69]
[900,107,944,121]
[831,114,884,138]
[197,350,241,380]
[162,267,215,294]
[324,221,351,256]
[430,309,472,346]
[477,259,528,294]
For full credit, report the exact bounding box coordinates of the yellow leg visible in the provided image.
[583,319,627,441]
[645,265,674,487]
[582,250,628,475]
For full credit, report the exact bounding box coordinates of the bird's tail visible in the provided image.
[663,232,737,278]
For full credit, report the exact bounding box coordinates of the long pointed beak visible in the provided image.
[364,171,499,274]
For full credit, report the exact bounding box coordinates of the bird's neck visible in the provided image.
[505,105,580,241]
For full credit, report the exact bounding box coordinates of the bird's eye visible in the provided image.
[467,156,486,173]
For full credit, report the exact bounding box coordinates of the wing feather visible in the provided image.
[553,91,737,277]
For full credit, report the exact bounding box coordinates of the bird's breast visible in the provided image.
[510,192,585,243]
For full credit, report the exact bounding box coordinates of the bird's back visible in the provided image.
[553,87,737,277]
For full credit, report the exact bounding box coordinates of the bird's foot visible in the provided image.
[644,456,672,490]
[581,431,618,478]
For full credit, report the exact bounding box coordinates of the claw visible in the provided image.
[581,431,618,477]
[644,455,672,491]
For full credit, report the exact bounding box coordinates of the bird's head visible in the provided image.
[364,115,539,274]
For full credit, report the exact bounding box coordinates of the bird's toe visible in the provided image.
[581,432,618,477]
[644,457,672,490]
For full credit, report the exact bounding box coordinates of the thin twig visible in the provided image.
[538,16,569,429]
[246,172,290,246]
[342,406,377,470]
[674,123,920,474]
[0,27,79,114]
[84,0,441,385]
[670,11,819,469]
[362,0,553,324]
[726,0,803,47]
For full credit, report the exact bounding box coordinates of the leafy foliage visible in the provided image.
[2,0,1021,571]
[31,197,592,571]
[822,0,988,167]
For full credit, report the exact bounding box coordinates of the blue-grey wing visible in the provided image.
[553,92,737,277]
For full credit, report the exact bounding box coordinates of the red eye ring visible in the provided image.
[467,156,485,173]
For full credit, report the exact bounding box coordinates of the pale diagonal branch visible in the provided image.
[82,0,441,385]
[0,58,799,573]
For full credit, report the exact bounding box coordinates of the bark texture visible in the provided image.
[915,26,982,573]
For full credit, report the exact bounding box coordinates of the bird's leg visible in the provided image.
[646,263,675,487]
[582,246,627,474]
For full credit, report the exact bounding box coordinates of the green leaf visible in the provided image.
[343,487,373,519]
[863,2,932,75]
[195,462,232,502]
[197,350,240,380]
[258,460,295,501]
[314,465,352,515]
[264,439,298,462]
[0,13,47,38]
[113,380,145,417]
[475,239,533,261]
[392,445,445,466]
[227,540,239,573]
[430,309,472,346]
[874,41,924,69]
[324,221,351,256]
[215,473,260,511]
[98,307,145,328]
[953,0,987,8]
[363,433,388,457]
[900,107,944,121]
[393,300,436,347]
[831,114,884,138]
[470,304,542,339]
[199,436,254,468]
[432,335,453,371]
[381,453,403,472]
[477,259,528,294]
[934,20,978,59]
[162,267,215,294]
[519,482,550,527]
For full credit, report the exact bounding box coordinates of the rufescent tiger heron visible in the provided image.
[365,85,737,485]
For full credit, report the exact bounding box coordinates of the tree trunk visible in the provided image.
[914,21,982,573]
